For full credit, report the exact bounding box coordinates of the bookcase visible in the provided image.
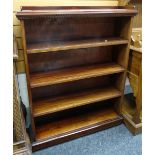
[16,6,137,151]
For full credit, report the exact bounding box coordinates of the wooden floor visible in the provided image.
[35,107,121,141]
[30,63,124,88]
[33,87,121,117]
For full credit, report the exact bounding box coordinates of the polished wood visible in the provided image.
[25,17,115,45]
[33,112,122,151]
[16,7,136,150]
[123,30,142,134]
[31,75,111,101]
[27,38,128,54]
[128,47,142,124]
[30,63,124,88]
[33,87,121,117]
[123,93,142,135]
[127,72,138,97]
[129,54,142,124]
[20,21,36,140]
[123,113,142,135]
[128,48,142,76]
[135,65,142,122]
[28,46,113,74]
[35,107,122,141]
[16,6,137,19]
[114,17,133,114]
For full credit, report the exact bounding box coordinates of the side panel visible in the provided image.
[21,20,36,140]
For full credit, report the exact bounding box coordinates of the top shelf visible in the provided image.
[27,37,128,54]
[16,6,137,19]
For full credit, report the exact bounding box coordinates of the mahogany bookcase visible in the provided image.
[16,6,137,151]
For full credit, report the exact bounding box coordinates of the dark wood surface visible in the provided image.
[27,38,128,54]
[123,44,142,134]
[28,46,113,74]
[35,106,122,141]
[16,6,136,150]
[20,21,36,140]
[31,75,111,101]
[16,6,137,19]
[33,115,122,151]
[24,17,115,44]
[30,63,124,88]
[33,86,121,117]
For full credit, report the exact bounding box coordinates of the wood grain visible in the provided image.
[114,16,133,114]
[27,38,128,54]
[31,76,111,101]
[35,107,121,140]
[128,48,142,76]
[16,7,136,146]
[28,46,113,74]
[21,21,36,139]
[123,113,142,135]
[16,6,137,19]
[33,87,121,117]
[123,35,142,132]
[25,17,115,45]
[30,63,125,88]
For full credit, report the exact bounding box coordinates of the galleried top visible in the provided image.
[16,6,137,19]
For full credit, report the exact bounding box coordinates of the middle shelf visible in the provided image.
[27,37,128,54]
[33,86,121,118]
[30,63,125,88]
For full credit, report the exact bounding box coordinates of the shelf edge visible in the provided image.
[34,89,122,117]
[27,39,129,54]
[30,65,125,88]
[32,116,123,151]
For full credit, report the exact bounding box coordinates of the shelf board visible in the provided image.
[27,38,128,54]
[33,87,121,117]
[17,6,138,20]
[34,107,122,145]
[30,63,125,88]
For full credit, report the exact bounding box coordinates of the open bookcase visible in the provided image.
[16,6,137,151]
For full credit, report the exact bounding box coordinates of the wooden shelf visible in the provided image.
[17,6,138,20]
[30,63,125,88]
[35,107,122,141]
[33,87,121,117]
[16,6,136,151]
[27,38,128,54]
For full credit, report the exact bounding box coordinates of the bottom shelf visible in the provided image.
[33,106,122,151]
